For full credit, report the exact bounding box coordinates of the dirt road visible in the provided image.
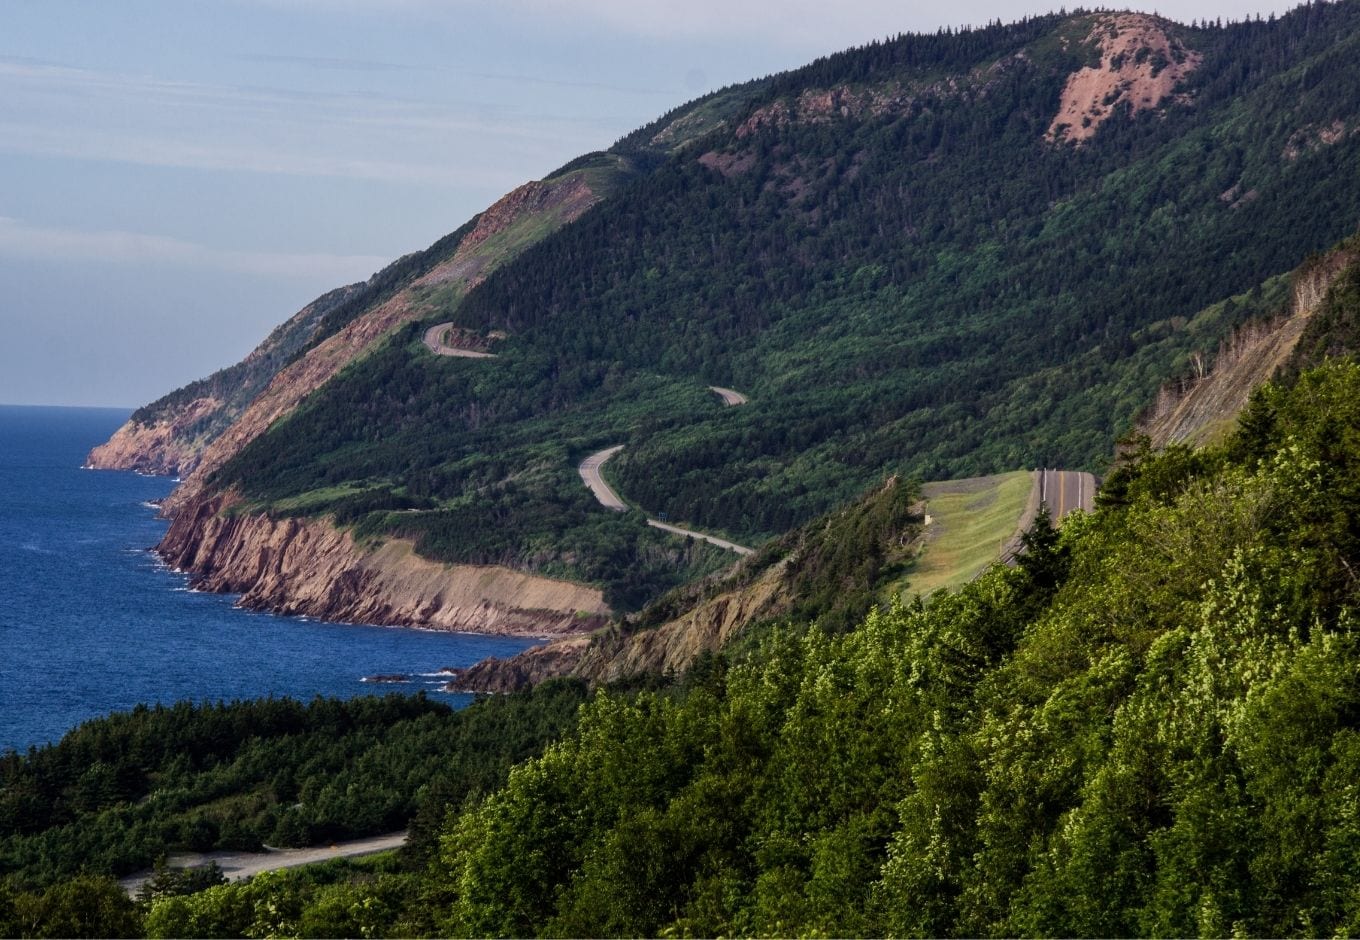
[422,322,496,358]
[709,386,748,406]
[578,446,752,555]
[120,831,408,894]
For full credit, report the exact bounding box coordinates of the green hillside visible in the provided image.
[201,3,1360,610]
[11,344,1360,938]
[896,470,1036,597]
[423,358,1360,938]
[12,7,1360,934]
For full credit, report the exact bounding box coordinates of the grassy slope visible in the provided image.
[896,470,1036,598]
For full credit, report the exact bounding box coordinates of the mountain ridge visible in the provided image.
[92,1,1360,634]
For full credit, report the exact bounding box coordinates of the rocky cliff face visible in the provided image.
[160,493,609,637]
[1141,246,1359,447]
[446,560,790,692]
[85,396,221,476]
[85,285,362,477]
[162,170,602,516]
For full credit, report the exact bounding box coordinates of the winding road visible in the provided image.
[422,330,752,556]
[577,381,753,554]
[422,322,496,358]
[120,831,408,894]
[578,446,754,556]
[578,445,627,511]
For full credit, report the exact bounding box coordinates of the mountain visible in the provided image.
[84,282,362,476]
[87,161,628,481]
[16,6,1360,931]
[13,292,1360,937]
[95,2,1360,634]
[452,236,1360,691]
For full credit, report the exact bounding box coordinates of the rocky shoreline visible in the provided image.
[158,491,610,639]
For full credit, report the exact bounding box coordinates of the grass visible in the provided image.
[266,483,380,514]
[892,470,1036,599]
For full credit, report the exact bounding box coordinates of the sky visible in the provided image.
[0,0,1302,408]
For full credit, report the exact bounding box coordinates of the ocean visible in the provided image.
[0,405,538,753]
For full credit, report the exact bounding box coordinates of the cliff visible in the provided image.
[446,560,790,692]
[159,493,609,637]
[85,396,221,477]
[85,284,363,476]
[162,167,606,516]
[1141,245,1360,448]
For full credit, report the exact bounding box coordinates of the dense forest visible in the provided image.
[11,356,1360,937]
[418,359,1360,938]
[15,5,1360,936]
[206,2,1360,607]
[0,684,587,893]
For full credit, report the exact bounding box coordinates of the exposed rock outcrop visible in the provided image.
[1047,14,1201,144]
[159,493,609,637]
[421,173,598,288]
[442,635,595,694]
[447,560,789,693]
[1141,247,1359,447]
[1283,119,1357,161]
[85,396,221,476]
[730,55,1028,145]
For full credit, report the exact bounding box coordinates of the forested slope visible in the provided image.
[196,3,1360,613]
[421,359,1360,936]
[0,685,589,892]
[20,353,1360,938]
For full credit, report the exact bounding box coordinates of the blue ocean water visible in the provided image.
[0,405,538,752]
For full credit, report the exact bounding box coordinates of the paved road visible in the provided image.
[708,386,748,406]
[578,445,628,511]
[1000,469,1096,565]
[1038,467,1097,520]
[120,831,408,894]
[578,445,753,555]
[421,326,750,553]
[648,519,753,555]
[423,322,497,358]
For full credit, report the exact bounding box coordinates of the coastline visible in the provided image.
[157,491,611,639]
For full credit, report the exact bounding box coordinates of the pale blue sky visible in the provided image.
[0,0,1297,407]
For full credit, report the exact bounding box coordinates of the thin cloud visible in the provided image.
[246,0,1301,49]
[0,57,623,186]
[233,52,420,72]
[232,50,677,95]
[0,216,390,282]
